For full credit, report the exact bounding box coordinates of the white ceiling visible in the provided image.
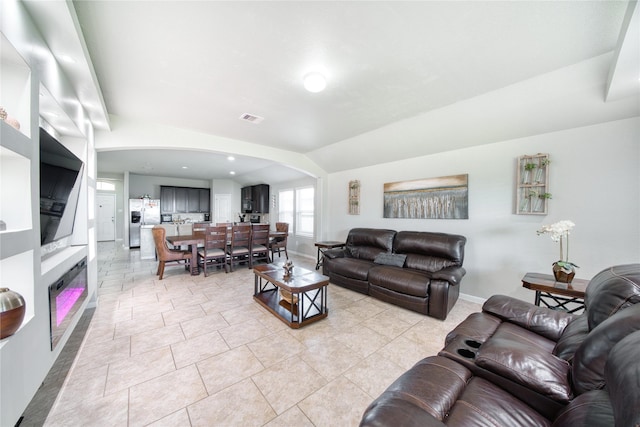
[23,1,640,183]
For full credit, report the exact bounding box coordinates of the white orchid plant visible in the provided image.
[537,220,579,273]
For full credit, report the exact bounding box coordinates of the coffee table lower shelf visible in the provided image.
[253,289,327,329]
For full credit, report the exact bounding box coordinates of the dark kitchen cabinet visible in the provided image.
[160,186,176,213]
[199,189,210,213]
[174,187,188,213]
[241,184,270,213]
[161,186,210,214]
[252,184,270,213]
[187,188,200,212]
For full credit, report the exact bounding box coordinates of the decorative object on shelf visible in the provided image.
[283,259,294,278]
[0,287,26,339]
[383,174,469,219]
[0,106,21,130]
[516,153,550,215]
[348,180,360,215]
[5,116,21,130]
[537,220,579,283]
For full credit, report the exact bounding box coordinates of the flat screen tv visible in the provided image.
[40,127,84,245]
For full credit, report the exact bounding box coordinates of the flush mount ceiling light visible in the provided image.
[303,72,326,93]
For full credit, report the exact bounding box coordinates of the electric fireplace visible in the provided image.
[48,257,88,350]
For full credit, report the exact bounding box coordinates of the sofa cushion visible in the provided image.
[345,228,396,261]
[369,265,430,298]
[584,263,640,331]
[394,231,466,273]
[571,304,640,395]
[361,356,552,427]
[373,252,407,267]
[329,258,374,281]
[475,336,573,403]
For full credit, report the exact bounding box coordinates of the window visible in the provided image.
[296,186,314,237]
[278,190,294,229]
[97,181,116,191]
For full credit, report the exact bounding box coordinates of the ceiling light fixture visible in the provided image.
[230,171,236,175]
[228,156,235,161]
[303,72,326,93]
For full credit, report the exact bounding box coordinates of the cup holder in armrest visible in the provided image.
[465,339,482,349]
[457,348,476,359]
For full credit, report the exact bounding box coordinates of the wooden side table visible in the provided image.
[314,241,346,270]
[521,272,589,313]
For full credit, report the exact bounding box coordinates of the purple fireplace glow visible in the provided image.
[49,257,87,350]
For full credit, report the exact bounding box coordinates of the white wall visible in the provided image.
[326,117,640,301]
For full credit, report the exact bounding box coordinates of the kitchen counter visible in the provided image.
[140,224,157,260]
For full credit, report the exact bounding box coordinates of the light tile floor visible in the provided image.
[34,242,480,426]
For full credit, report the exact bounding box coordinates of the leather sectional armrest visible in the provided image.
[475,336,573,403]
[431,266,466,285]
[322,248,346,259]
[482,295,576,341]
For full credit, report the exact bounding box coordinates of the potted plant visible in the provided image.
[523,162,536,184]
[535,192,552,212]
[535,158,550,182]
[537,220,579,282]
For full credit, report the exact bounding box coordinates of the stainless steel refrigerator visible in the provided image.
[129,198,160,248]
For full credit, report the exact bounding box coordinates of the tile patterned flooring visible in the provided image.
[34,242,480,426]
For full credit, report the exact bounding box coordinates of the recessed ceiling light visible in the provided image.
[182,166,188,169]
[228,156,235,161]
[303,72,326,93]
[230,171,236,175]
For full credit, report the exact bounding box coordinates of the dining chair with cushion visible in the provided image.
[250,223,271,266]
[197,225,228,276]
[151,226,192,280]
[269,222,289,260]
[227,224,251,271]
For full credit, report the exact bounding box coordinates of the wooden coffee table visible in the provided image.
[253,264,329,328]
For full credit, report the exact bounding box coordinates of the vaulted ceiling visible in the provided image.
[23,1,640,184]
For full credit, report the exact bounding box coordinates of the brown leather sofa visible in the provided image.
[360,263,640,426]
[322,228,466,320]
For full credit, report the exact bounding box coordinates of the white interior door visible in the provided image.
[214,194,232,223]
[97,193,116,241]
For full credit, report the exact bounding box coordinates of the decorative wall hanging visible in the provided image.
[348,180,360,215]
[383,174,468,219]
[516,153,550,215]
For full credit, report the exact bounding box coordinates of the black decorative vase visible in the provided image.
[0,288,26,339]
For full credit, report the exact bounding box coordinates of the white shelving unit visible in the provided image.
[0,34,36,340]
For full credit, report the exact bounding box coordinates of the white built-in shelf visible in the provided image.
[1,33,31,139]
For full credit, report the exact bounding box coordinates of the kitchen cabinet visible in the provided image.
[241,184,270,213]
[160,185,210,214]
[199,189,210,213]
[252,184,270,213]
[160,186,175,213]
[174,187,188,213]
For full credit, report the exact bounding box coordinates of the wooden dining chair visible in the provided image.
[151,226,191,280]
[226,224,251,271]
[197,225,228,276]
[250,223,271,266]
[269,222,289,260]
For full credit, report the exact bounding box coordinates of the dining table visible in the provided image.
[166,233,205,275]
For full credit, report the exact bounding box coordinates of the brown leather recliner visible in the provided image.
[360,329,640,427]
[360,264,640,426]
